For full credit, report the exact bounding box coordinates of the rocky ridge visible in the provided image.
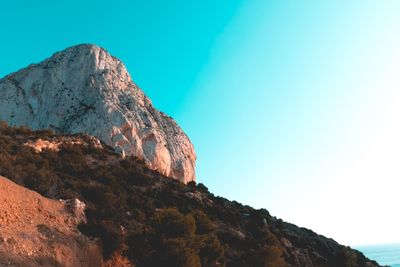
[0,125,382,267]
[0,44,195,183]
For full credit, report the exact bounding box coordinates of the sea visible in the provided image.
[356,243,400,267]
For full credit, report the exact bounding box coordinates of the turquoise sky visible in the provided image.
[1,1,400,246]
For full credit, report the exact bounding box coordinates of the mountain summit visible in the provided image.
[0,44,196,183]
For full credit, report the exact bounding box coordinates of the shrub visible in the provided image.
[79,221,122,259]
[127,208,225,267]
[197,183,209,193]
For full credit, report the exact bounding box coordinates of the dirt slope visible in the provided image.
[0,176,102,267]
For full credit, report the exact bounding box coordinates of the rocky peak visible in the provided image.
[0,44,196,183]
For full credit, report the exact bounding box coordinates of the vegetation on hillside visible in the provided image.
[0,122,380,267]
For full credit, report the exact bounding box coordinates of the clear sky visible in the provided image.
[1,0,400,246]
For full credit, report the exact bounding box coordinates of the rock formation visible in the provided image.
[0,44,195,183]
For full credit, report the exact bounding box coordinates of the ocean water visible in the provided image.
[356,244,400,267]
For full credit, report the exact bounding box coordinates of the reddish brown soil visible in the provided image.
[0,176,102,267]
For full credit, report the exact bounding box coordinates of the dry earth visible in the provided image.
[0,176,102,267]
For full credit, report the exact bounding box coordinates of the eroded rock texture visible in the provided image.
[0,44,196,183]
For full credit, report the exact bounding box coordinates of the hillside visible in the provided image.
[0,175,102,267]
[0,123,381,267]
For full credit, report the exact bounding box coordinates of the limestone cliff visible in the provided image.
[0,44,195,183]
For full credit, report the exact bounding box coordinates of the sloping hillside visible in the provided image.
[0,175,102,267]
[0,123,380,267]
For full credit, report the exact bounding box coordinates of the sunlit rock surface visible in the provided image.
[0,44,196,183]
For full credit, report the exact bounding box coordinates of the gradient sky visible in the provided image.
[1,1,400,246]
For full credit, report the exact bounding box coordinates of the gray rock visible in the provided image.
[0,44,196,183]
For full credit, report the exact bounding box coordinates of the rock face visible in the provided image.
[23,135,103,153]
[0,44,196,183]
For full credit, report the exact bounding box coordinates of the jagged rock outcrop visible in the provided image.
[0,44,195,183]
[24,135,102,153]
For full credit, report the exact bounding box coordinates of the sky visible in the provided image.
[1,0,400,246]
